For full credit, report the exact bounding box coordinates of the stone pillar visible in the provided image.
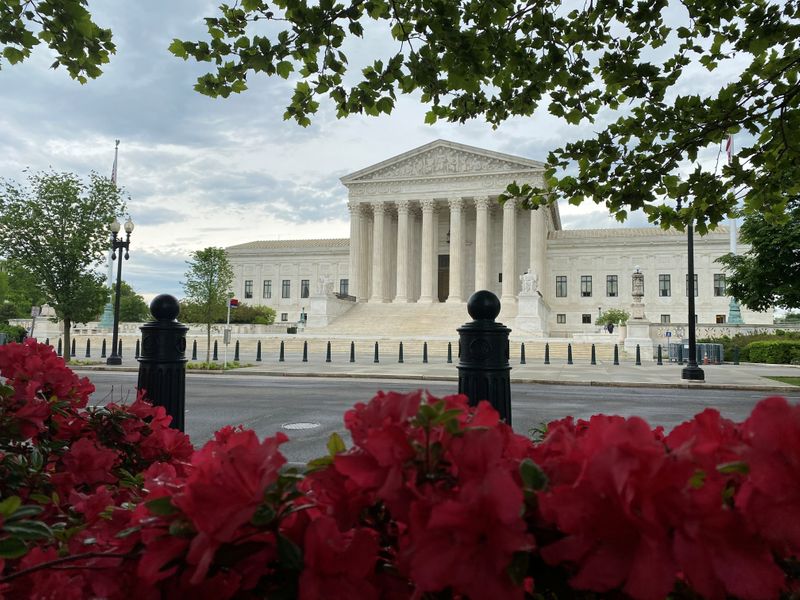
[501,198,517,304]
[447,197,464,302]
[347,200,361,300]
[529,208,546,276]
[394,200,410,302]
[370,201,386,302]
[474,196,490,291]
[419,198,436,303]
[358,206,371,301]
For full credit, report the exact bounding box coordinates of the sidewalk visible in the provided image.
[73,354,800,392]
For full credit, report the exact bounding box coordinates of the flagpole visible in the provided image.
[99,140,120,329]
[726,134,744,324]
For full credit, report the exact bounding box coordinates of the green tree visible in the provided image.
[229,303,276,325]
[181,247,233,363]
[172,0,799,231]
[0,0,114,81]
[0,260,46,317]
[114,280,150,322]
[718,196,800,312]
[0,171,125,362]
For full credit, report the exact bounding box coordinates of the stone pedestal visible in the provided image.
[307,293,356,328]
[624,319,653,360]
[515,293,549,336]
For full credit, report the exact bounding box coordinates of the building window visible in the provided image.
[714,274,726,297]
[244,279,253,299]
[498,272,503,283]
[339,279,349,296]
[660,314,671,324]
[556,313,566,324]
[716,314,727,324]
[280,312,288,322]
[281,280,291,298]
[263,280,272,299]
[556,276,567,297]
[301,279,310,299]
[582,313,592,324]
[581,275,592,297]
[606,275,618,297]
[685,274,699,297]
[659,274,671,297]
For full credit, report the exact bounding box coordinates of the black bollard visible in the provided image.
[256,340,262,362]
[567,343,573,365]
[399,341,404,363]
[137,294,188,432]
[279,340,285,362]
[520,343,526,364]
[135,339,141,359]
[678,344,684,364]
[212,340,218,361]
[457,290,512,425]
[191,340,196,360]
[326,341,331,363]
[71,339,76,357]
[423,342,428,364]
[374,341,379,363]
[118,340,122,358]
[733,346,740,365]
[636,344,642,366]
[302,341,308,362]
[590,343,596,365]
[350,341,355,363]
[45,337,49,346]
[614,344,619,365]
[85,339,91,358]
[657,344,663,365]
[234,340,240,362]
[57,338,62,356]
[447,342,452,364]
[544,342,550,365]
[101,338,107,358]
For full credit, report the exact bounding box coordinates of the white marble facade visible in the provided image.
[227,140,772,333]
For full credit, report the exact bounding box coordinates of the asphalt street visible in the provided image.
[79,371,800,466]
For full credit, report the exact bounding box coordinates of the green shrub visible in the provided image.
[744,340,800,364]
[0,323,27,343]
[596,309,629,326]
[698,331,800,362]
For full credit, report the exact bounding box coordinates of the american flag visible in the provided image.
[725,134,733,164]
[111,139,119,184]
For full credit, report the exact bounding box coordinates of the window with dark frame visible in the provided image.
[582,314,592,324]
[281,279,291,298]
[716,314,727,324]
[606,275,618,297]
[557,313,566,324]
[556,275,567,297]
[263,280,272,299]
[244,279,253,299]
[339,279,349,296]
[659,274,671,297]
[581,275,592,297]
[714,274,726,297]
[660,314,671,324]
[280,313,288,322]
[685,274,699,297]
[301,279,310,299]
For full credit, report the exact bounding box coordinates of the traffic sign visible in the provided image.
[666,331,672,337]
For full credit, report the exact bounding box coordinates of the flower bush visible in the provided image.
[0,339,798,599]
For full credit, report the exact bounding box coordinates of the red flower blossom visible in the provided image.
[299,515,380,600]
[60,437,119,487]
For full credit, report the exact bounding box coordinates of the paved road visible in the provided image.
[82,371,800,465]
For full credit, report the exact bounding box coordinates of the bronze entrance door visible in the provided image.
[438,255,449,302]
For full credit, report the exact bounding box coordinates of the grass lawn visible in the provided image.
[765,376,800,386]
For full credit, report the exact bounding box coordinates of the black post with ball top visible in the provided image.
[457,290,512,424]
[137,294,189,431]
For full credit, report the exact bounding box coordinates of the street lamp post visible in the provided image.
[107,217,134,366]
[677,198,704,381]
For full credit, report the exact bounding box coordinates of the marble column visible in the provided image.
[370,201,386,302]
[394,200,410,302]
[529,207,546,291]
[419,199,436,303]
[474,196,490,291]
[347,201,361,300]
[501,198,517,303]
[447,197,464,302]
[358,205,371,301]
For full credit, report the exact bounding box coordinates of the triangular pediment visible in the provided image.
[341,140,544,184]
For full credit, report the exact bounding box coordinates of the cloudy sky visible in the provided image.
[0,1,739,301]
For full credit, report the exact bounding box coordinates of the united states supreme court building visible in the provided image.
[227,140,771,342]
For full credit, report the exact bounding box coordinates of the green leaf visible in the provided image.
[519,458,548,491]
[6,505,44,521]
[145,496,178,516]
[0,496,22,518]
[717,461,750,475]
[0,537,28,559]
[168,39,189,59]
[276,60,293,79]
[326,432,346,456]
[277,533,303,571]
[689,469,706,489]
[2,520,52,541]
